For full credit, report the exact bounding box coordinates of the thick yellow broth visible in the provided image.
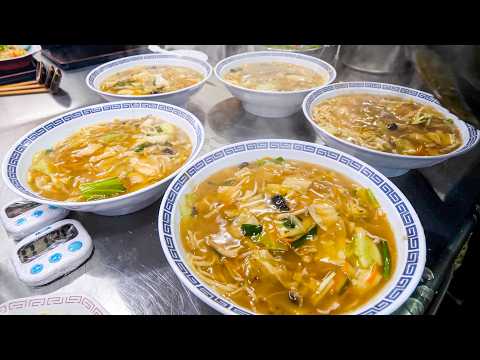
[100,65,204,95]
[180,158,396,315]
[223,62,325,91]
[311,94,462,156]
[27,116,192,202]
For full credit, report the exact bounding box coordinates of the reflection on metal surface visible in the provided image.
[207,97,317,144]
[414,47,480,128]
[422,267,435,282]
[1,45,476,315]
[341,45,409,74]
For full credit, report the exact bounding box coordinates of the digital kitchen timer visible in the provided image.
[11,219,93,287]
[1,199,69,240]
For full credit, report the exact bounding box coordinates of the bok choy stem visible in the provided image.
[79,177,126,201]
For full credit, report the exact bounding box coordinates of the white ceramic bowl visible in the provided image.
[303,81,480,177]
[158,139,426,315]
[214,51,336,118]
[2,101,205,216]
[86,53,212,106]
[0,45,41,71]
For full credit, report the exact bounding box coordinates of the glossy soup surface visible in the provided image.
[100,65,204,95]
[28,116,192,202]
[180,158,396,314]
[223,61,326,91]
[0,45,27,60]
[311,94,462,156]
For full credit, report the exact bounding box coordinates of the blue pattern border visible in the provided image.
[303,81,480,156]
[304,81,441,110]
[5,101,204,199]
[87,53,212,87]
[159,140,426,315]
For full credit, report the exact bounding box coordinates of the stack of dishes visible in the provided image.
[2,48,479,315]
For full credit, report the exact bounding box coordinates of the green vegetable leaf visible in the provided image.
[100,133,127,144]
[79,177,126,201]
[273,157,285,164]
[221,179,236,186]
[282,217,296,229]
[291,225,317,248]
[133,142,154,152]
[241,224,263,237]
[380,241,391,278]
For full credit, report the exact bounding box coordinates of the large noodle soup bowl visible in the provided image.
[2,101,205,216]
[86,53,212,106]
[214,51,336,118]
[158,139,426,315]
[303,82,480,177]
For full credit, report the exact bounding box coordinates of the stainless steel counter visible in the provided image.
[1,45,478,314]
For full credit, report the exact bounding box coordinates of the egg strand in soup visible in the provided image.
[100,65,204,95]
[27,116,192,202]
[180,158,396,315]
[311,93,462,156]
[223,62,326,91]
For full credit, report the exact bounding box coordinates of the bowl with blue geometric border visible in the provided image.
[2,100,205,216]
[302,81,480,177]
[158,139,426,315]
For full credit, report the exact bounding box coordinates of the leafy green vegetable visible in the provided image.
[100,133,127,144]
[133,142,154,152]
[79,177,126,201]
[353,227,382,268]
[338,278,351,295]
[241,224,263,237]
[180,193,198,218]
[380,241,391,278]
[31,157,51,174]
[282,217,296,229]
[273,157,285,164]
[256,159,267,166]
[113,80,134,88]
[221,179,236,186]
[45,148,53,154]
[291,225,317,248]
[256,231,288,251]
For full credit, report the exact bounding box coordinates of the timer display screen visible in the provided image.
[17,224,79,263]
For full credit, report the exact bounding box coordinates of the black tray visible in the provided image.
[0,58,37,86]
[40,45,150,70]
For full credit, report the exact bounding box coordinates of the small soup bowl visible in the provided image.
[214,51,336,118]
[2,101,205,216]
[158,139,426,315]
[0,45,41,72]
[86,53,212,106]
[303,81,480,177]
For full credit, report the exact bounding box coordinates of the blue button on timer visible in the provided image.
[30,264,43,274]
[49,253,62,263]
[68,241,83,252]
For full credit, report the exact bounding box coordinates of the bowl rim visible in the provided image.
[302,81,480,161]
[214,50,337,95]
[85,53,213,99]
[2,100,205,207]
[0,45,41,63]
[158,138,427,315]
[260,45,326,53]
